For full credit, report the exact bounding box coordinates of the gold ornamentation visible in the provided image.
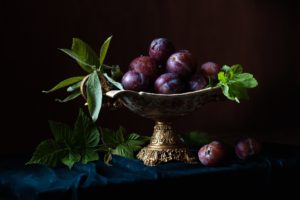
[137,147,196,166]
[150,122,183,146]
[136,121,196,166]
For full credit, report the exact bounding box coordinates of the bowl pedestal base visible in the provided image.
[137,121,196,166]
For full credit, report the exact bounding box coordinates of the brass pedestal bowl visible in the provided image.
[106,87,222,166]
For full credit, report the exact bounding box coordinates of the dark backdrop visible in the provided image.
[1,0,299,154]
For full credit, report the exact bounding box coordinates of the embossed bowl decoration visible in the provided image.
[106,86,223,166]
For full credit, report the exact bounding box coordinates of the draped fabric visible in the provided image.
[1,144,300,200]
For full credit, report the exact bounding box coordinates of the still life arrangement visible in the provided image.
[27,36,258,168]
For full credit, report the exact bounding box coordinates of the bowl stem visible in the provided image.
[137,121,196,166]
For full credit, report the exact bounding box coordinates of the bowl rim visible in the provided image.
[105,86,221,98]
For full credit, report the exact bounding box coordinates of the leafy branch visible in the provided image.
[26,109,100,169]
[43,36,124,122]
[27,109,149,169]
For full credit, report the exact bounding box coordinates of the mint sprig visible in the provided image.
[217,64,258,103]
[26,109,100,169]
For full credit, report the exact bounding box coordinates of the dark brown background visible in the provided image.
[1,0,300,154]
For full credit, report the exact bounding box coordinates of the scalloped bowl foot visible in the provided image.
[137,146,196,166]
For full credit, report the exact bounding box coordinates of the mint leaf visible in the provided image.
[233,73,258,88]
[61,152,81,169]
[26,140,66,167]
[221,65,231,72]
[230,64,243,74]
[55,90,81,103]
[43,76,84,93]
[218,64,258,102]
[103,73,124,90]
[59,49,95,73]
[217,71,227,83]
[86,71,102,122]
[99,36,112,69]
[224,83,249,103]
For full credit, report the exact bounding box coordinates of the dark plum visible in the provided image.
[154,73,184,94]
[129,56,158,80]
[149,38,175,64]
[188,74,207,91]
[121,70,149,91]
[235,137,262,160]
[199,62,221,78]
[198,141,227,166]
[166,50,196,79]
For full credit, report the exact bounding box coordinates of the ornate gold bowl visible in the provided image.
[106,87,222,166]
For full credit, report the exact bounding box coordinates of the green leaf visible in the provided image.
[218,71,227,83]
[73,109,100,164]
[86,71,102,122]
[48,121,71,142]
[67,81,82,92]
[26,140,66,167]
[233,73,258,88]
[74,109,100,149]
[112,144,134,158]
[221,65,231,72]
[81,149,99,164]
[115,126,126,143]
[101,128,119,148]
[231,64,243,74]
[71,38,99,65]
[99,36,112,69]
[43,76,84,93]
[55,90,81,103]
[59,49,95,73]
[71,38,99,71]
[217,64,258,103]
[101,127,148,160]
[28,109,101,169]
[126,133,149,151]
[227,84,249,103]
[101,126,126,147]
[61,152,81,169]
[103,73,124,90]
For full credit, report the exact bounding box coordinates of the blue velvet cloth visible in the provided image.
[1,144,300,199]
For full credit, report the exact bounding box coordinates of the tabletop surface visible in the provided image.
[1,143,300,200]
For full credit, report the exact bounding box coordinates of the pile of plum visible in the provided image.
[121,38,220,93]
[198,137,262,166]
